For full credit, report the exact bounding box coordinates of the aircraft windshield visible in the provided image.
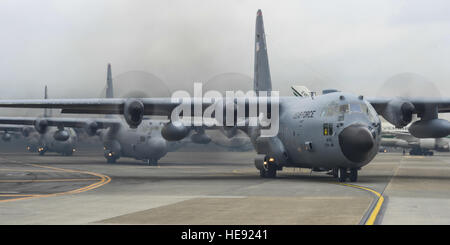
[322,101,377,122]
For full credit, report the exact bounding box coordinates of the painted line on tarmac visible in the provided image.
[0,168,67,172]
[338,183,384,225]
[0,178,101,183]
[0,163,111,203]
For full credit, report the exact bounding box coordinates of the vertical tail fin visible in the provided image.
[254,9,272,94]
[43,85,51,117]
[106,63,114,99]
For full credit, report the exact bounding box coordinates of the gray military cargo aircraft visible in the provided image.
[381,124,450,155]
[0,64,209,164]
[0,86,78,155]
[0,125,25,142]
[1,10,450,182]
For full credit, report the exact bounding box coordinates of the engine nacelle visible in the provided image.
[2,133,11,142]
[84,121,99,136]
[34,119,48,134]
[419,138,436,150]
[161,121,190,141]
[221,126,238,138]
[22,127,33,137]
[190,131,211,144]
[124,99,144,128]
[381,99,414,128]
[409,119,450,138]
[53,130,70,141]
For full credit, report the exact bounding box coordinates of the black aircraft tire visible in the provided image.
[332,168,338,178]
[259,169,266,178]
[266,167,277,178]
[349,169,358,182]
[337,168,347,182]
[146,159,158,166]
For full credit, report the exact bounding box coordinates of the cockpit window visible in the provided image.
[339,104,349,113]
[322,101,377,120]
[364,101,378,123]
[350,103,362,113]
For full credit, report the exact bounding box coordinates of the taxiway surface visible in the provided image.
[0,148,449,225]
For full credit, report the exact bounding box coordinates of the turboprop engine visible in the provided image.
[22,127,33,137]
[34,119,48,134]
[84,121,99,136]
[161,121,190,141]
[53,129,70,141]
[381,99,415,128]
[1,133,11,142]
[409,119,450,138]
[124,99,144,128]
[190,129,211,144]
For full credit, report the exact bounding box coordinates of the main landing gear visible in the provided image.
[144,159,158,166]
[105,151,118,163]
[38,147,47,156]
[334,167,358,182]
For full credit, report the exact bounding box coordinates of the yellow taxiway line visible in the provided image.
[0,163,111,203]
[0,178,101,183]
[339,183,384,225]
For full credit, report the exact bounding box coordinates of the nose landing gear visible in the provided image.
[105,151,118,163]
[255,155,278,178]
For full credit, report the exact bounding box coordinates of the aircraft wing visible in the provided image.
[368,97,450,114]
[0,125,25,132]
[381,130,417,142]
[0,98,181,116]
[0,116,122,129]
[0,97,448,115]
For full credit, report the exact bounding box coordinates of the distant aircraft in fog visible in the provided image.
[381,123,450,155]
[0,86,77,156]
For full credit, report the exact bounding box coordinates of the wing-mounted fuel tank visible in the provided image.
[409,119,450,138]
[124,99,144,128]
[34,118,48,134]
[190,128,211,144]
[381,99,415,128]
[161,121,191,141]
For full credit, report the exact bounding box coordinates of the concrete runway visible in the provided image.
[0,148,450,225]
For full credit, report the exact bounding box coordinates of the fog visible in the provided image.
[0,0,449,116]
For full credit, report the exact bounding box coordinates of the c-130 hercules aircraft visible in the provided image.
[1,10,450,182]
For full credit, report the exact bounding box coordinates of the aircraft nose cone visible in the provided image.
[149,138,168,157]
[339,124,374,163]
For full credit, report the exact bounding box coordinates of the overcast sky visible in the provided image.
[0,0,449,103]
